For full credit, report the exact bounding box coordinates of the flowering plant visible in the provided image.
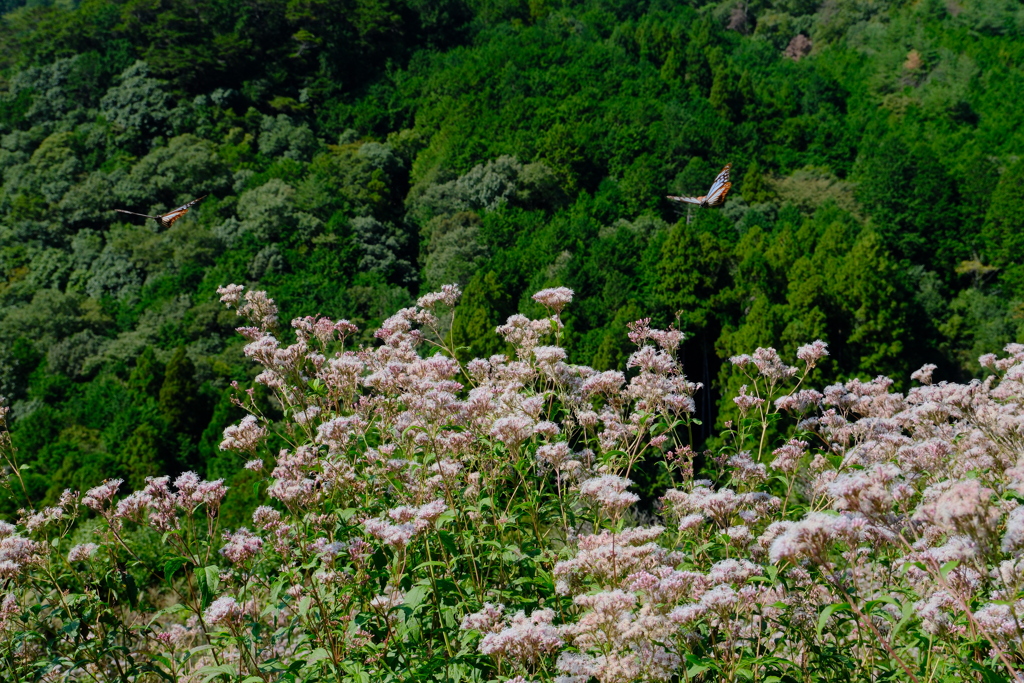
[1,284,1022,682]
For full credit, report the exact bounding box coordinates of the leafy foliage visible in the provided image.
[0,0,1021,525]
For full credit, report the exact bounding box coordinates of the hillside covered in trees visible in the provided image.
[1,0,1023,517]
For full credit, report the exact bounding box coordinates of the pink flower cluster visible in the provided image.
[363,500,447,550]
[114,472,227,531]
[478,608,563,666]
[220,415,266,453]
[10,284,1024,682]
[220,528,263,564]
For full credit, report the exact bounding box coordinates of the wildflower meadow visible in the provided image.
[0,282,1022,683]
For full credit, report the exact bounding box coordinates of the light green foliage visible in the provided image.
[99,60,172,139]
[258,113,318,161]
[422,211,489,289]
[7,55,92,124]
[236,178,299,242]
[410,155,524,222]
[83,238,143,300]
[46,329,104,378]
[351,215,414,284]
[116,133,229,207]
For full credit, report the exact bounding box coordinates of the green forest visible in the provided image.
[1,0,1023,518]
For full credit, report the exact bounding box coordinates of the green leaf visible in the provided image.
[304,648,331,664]
[298,595,312,616]
[438,530,459,556]
[197,663,236,682]
[939,559,960,580]
[196,565,221,610]
[337,507,359,522]
[817,602,851,638]
[437,508,456,527]
[404,585,430,609]
[685,654,714,678]
[203,565,220,594]
[147,603,189,626]
[414,560,449,572]
[163,557,188,585]
[123,570,139,609]
[865,595,901,612]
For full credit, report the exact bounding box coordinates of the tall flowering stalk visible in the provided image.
[0,285,1022,683]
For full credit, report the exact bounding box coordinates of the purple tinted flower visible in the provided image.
[578,475,639,515]
[796,340,829,365]
[220,415,266,453]
[532,287,574,313]
[478,608,563,666]
[68,543,99,562]
[82,479,122,512]
[204,596,243,626]
[910,363,938,385]
[220,528,263,564]
[216,284,245,308]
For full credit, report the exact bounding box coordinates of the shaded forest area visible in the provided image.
[1,0,1023,518]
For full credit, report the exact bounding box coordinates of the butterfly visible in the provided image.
[667,164,732,208]
[115,195,207,228]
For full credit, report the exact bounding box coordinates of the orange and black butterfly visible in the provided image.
[667,164,732,208]
[115,196,207,228]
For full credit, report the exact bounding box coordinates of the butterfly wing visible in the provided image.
[704,181,732,206]
[666,195,705,205]
[702,164,732,207]
[705,164,731,196]
[158,195,207,228]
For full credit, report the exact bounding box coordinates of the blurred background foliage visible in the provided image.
[1,0,1023,520]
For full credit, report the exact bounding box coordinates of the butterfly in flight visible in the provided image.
[667,164,732,208]
[115,195,207,228]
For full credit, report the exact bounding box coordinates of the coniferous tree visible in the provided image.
[982,159,1024,296]
[117,422,164,490]
[128,347,164,398]
[158,347,199,440]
